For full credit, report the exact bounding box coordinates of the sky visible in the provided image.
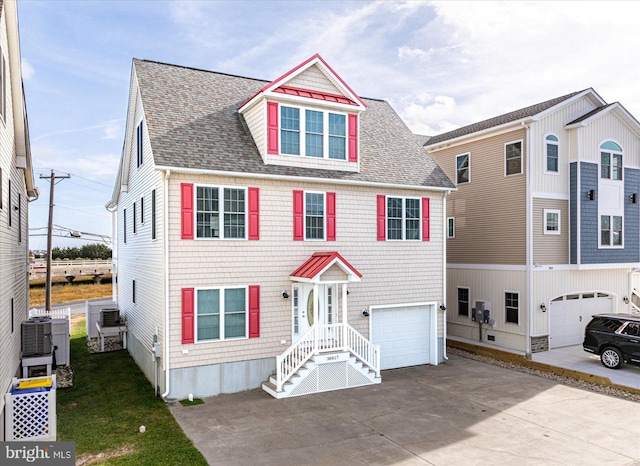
[18,0,640,250]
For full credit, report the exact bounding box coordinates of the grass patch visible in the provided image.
[58,317,207,465]
[179,398,204,407]
[30,281,113,307]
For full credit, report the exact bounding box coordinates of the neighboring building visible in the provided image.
[0,0,38,437]
[427,88,640,356]
[107,54,454,399]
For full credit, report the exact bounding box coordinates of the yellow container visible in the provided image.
[16,378,53,390]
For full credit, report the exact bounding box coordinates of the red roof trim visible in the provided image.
[291,251,362,280]
[238,53,367,111]
[273,85,358,106]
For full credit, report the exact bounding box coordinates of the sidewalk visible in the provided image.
[447,335,640,393]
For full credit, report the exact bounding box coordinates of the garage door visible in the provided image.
[371,305,435,370]
[549,293,613,348]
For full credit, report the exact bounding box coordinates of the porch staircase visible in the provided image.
[262,323,381,399]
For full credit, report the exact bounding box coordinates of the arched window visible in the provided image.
[545,135,558,172]
[600,141,623,180]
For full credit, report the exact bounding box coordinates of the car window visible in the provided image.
[596,319,623,331]
[622,322,640,337]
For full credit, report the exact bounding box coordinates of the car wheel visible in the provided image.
[600,347,623,369]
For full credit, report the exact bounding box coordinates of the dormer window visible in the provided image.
[280,105,347,160]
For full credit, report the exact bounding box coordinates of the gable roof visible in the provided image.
[290,251,362,283]
[131,58,454,190]
[426,89,593,146]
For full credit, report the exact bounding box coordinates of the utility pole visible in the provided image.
[39,170,70,312]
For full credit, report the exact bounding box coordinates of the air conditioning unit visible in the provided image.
[100,309,120,327]
[21,318,53,357]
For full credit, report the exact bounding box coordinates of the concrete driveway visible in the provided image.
[170,354,640,466]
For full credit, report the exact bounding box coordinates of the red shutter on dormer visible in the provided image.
[293,190,304,240]
[326,192,336,241]
[248,285,260,338]
[422,197,430,242]
[267,102,279,154]
[348,114,358,162]
[377,195,386,241]
[248,187,260,240]
[181,183,194,240]
[182,288,195,344]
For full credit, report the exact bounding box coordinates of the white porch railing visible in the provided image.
[275,323,380,392]
[631,291,640,314]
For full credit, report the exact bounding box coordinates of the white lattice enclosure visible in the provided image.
[4,375,57,441]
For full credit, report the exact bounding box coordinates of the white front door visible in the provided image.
[292,284,337,343]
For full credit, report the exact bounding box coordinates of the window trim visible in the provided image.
[543,209,561,235]
[457,286,470,317]
[505,291,520,325]
[447,217,455,238]
[195,184,248,240]
[599,214,623,248]
[304,191,326,241]
[544,133,559,174]
[195,286,249,342]
[504,139,523,177]
[599,140,623,181]
[456,152,470,184]
[386,196,422,241]
[279,104,348,160]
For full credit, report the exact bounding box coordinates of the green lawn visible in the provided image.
[57,318,207,465]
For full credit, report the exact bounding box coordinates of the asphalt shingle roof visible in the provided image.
[426,90,587,146]
[566,102,614,125]
[134,59,454,190]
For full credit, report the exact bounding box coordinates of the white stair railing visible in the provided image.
[344,323,380,378]
[631,291,640,314]
[275,323,380,391]
[276,326,317,392]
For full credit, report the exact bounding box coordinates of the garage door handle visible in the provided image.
[579,316,582,322]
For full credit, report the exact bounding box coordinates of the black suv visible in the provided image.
[583,313,640,369]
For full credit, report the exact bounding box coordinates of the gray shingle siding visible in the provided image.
[579,163,640,264]
[570,162,577,264]
[134,59,454,190]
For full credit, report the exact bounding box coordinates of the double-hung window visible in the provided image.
[458,287,469,317]
[387,197,420,240]
[305,192,325,240]
[545,135,558,172]
[196,186,246,239]
[281,105,346,159]
[196,287,247,341]
[456,153,470,184]
[505,292,519,324]
[601,215,622,247]
[505,140,523,176]
[543,209,560,235]
[600,141,623,180]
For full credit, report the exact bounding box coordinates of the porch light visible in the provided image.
[362,309,369,317]
[281,291,289,299]
[624,296,629,304]
[540,303,546,312]
[631,194,638,204]
[587,189,595,201]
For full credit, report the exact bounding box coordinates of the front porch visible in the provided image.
[262,252,381,398]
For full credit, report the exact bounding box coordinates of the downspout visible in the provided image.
[443,191,449,360]
[161,170,171,399]
[523,121,533,359]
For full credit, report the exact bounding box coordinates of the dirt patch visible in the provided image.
[76,445,134,465]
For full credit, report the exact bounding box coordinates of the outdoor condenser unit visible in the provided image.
[21,317,53,357]
[100,309,120,327]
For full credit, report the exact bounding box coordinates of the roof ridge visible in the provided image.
[133,58,271,84]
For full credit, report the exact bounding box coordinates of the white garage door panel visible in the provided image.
[549,296,612,348]
[372,306,431,370]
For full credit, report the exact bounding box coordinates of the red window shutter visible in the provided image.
[267,102,279,154]
[293,190,304,240]
[181,183,194,240]
[182,288,195,344]
[248,187,260,240]
[326,192,336,241]
[248,285,260,338]
[348,114,358,162]
[377,195,386,241]
[422,197,430,241]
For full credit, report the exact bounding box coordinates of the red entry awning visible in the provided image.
[290,252,362,283]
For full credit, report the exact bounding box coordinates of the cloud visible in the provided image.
[33,118,124,142]
[21,59,35,80]
[32,143,120,178]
